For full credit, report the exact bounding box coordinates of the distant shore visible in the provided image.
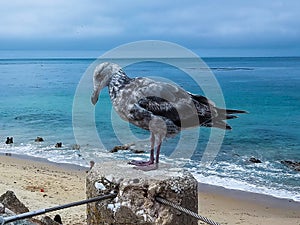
[0,153,299,225]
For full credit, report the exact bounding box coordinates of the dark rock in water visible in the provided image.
[110,143,145,154]
[35,137,44,142]
[110,144,130,153]
[131,149,146,154]
[55,142,62,148]
[249,157,262,163]
[0,191,29,214]
[281,160,300,171]
[5,137,13,144]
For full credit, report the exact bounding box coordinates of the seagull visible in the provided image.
[91,62,246,170]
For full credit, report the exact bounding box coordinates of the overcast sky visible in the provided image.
[0,0,299,56]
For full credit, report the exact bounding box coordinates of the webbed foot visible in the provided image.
[134,164,158,171]
[128,160,153,166]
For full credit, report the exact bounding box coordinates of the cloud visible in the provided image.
[0,0,299,54]
[0,1,117,37]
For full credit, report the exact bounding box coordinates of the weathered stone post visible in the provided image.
[86,161,198,225]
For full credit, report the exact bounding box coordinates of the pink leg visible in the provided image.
[128,133,155,166]
[133,139,160,171]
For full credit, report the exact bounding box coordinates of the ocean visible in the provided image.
[0,53,299,202]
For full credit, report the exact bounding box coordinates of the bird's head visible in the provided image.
[91,62,122,105]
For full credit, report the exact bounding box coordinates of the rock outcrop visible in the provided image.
[281,160,300,171]
[40,216,60,225]
[86,161,198,225]
[110,143,146,154]
[249,157,262,163]
[0,191,29,214]
[34,137,44,142]
[0,191,58,225]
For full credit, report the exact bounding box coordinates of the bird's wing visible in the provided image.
[131,77,201,128]
[137,96,181,126]
[133,78,242,129]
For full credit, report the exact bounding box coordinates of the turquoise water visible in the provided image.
[0,56,299,201]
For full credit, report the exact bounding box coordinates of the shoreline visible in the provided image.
[2,152,299,205]
[0,153,299,224]
[0,152,89,171]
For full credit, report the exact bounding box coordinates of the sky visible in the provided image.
[0,0,300,56]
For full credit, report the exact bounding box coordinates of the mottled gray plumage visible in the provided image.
[91,62,246,169]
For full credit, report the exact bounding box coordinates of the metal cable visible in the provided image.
[0,193,117,225]
[1,193,220,225]
[155,196,222,225]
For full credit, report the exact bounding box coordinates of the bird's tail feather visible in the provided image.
[208,108,247,130]
[225,109,248,114]
[202,108,247,130]
[216,108,247,120]
[189,93,247,130]
[217,108,248,115]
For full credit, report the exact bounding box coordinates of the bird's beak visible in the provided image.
[91,89,99,105]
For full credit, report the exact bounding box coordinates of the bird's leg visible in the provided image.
[155,141,162,164]
[129,134,161,171]
[149,132,155,163]
[128,133,155,166]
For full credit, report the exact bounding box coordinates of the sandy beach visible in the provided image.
[0,154,87,224]
[0,154,299,225]
[198,184,300,225]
